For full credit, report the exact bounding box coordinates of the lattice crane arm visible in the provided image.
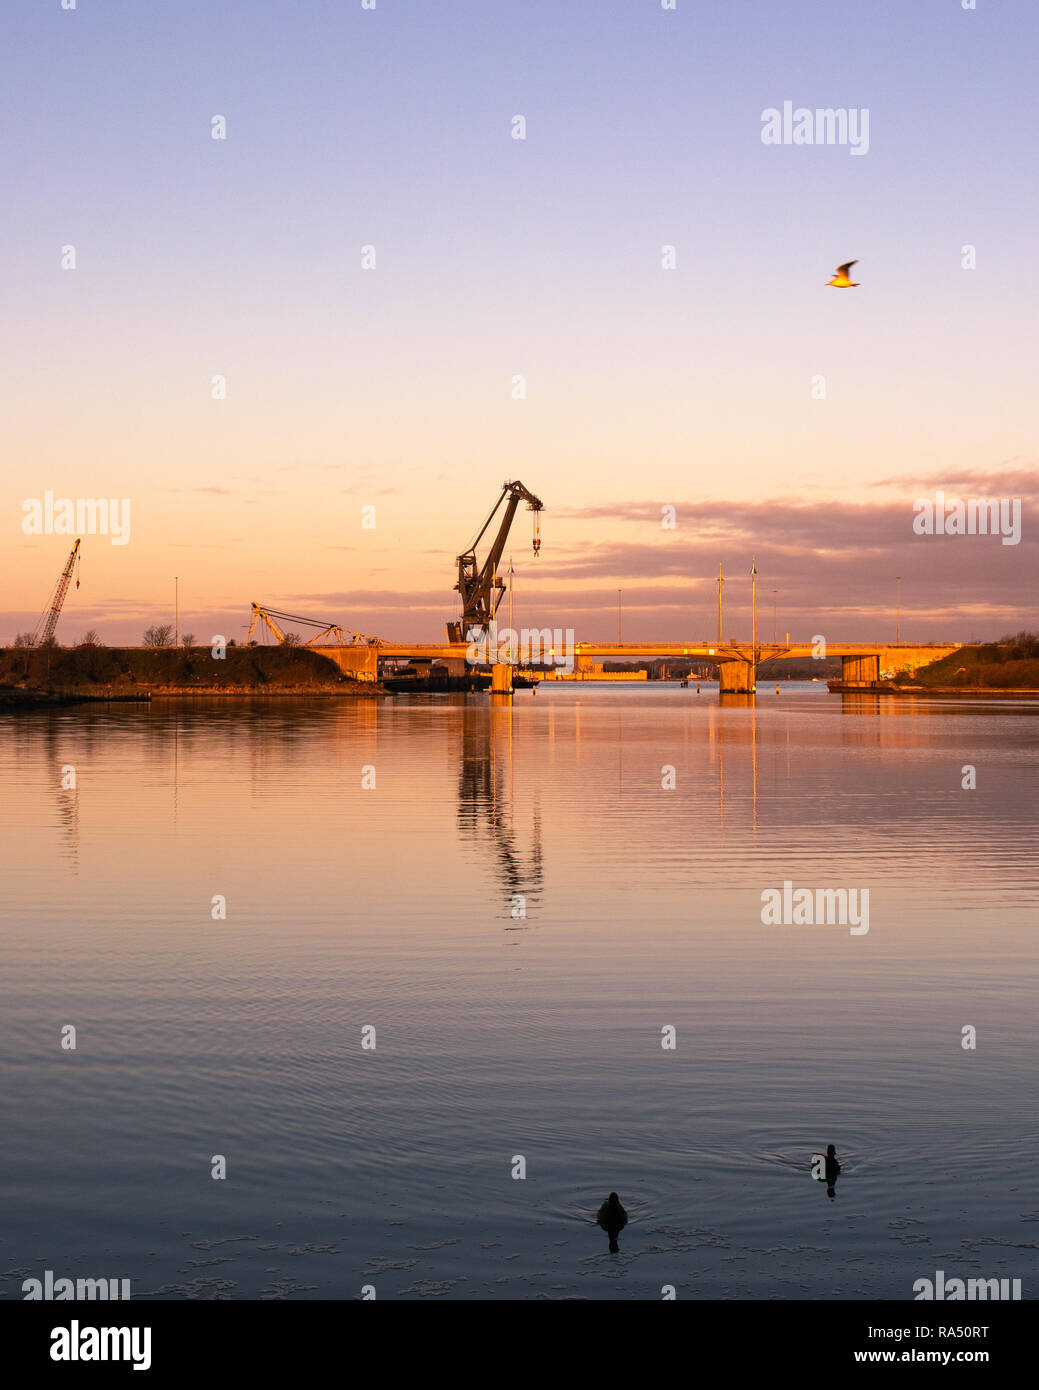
[247,603,381,648]
[32,538,81,647]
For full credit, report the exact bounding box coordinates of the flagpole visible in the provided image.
[751,558,757,658]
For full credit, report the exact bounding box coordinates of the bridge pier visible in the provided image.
[315,646,379,681]
[490,661,513,694]
[840,654,880,686]
[719,659,755,693]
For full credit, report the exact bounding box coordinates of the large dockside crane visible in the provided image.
[31,538,81,647]
[447,481,543,642]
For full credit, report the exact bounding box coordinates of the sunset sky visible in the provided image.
[2,0,1036,646]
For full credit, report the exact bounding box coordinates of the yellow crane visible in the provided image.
[246,603,381,649]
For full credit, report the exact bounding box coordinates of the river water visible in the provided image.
[1,683,1036,1300]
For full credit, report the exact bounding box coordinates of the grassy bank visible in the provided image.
[0,645,368,693]
[0,684,88,709]
[895,632,1039,689]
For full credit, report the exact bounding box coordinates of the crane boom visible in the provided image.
[247,603,290,645]
[448,481,543,641]
[247,602,381,648]
[32,539,81,647]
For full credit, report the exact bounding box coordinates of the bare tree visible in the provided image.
[143,624,175,648]
[81,630,102,647]
[181,633,196,647]
[12,632,34,648]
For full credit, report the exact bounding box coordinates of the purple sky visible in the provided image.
[2,0,1036,644]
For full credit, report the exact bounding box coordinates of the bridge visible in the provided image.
[312,639,963,693]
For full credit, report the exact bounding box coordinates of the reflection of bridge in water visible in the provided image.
[454,683,930,910]
[316,639,965,694]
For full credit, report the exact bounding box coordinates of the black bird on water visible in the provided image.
[824,1144,841,1198]
[596,1192,628,1252]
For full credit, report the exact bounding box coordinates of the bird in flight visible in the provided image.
[827,260,859,288]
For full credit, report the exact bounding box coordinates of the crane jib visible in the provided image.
[31,538,82,647]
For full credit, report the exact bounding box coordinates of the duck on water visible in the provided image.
[596,1192,628,1252]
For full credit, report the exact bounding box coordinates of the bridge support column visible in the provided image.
[491,661,513,694]
[318,646,379,681]
[719,659,755,693]
[840,654,880,686]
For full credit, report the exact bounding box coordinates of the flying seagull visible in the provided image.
[827,260,859,288]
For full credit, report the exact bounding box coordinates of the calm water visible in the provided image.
[2,684,1037,1300]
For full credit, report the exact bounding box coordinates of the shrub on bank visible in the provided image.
[0,645,350,689]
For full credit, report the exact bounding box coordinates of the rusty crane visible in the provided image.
[446,480,543,642]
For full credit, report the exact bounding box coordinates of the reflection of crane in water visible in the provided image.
[41,715,80,867]
[457,703,543,915]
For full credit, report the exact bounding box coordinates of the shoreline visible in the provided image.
[829,679,1039,697]
[0,682,384,709]
[892,685,1039,697]
[147,684,382,697]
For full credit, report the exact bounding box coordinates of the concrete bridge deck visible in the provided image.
[315,639,963,692]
